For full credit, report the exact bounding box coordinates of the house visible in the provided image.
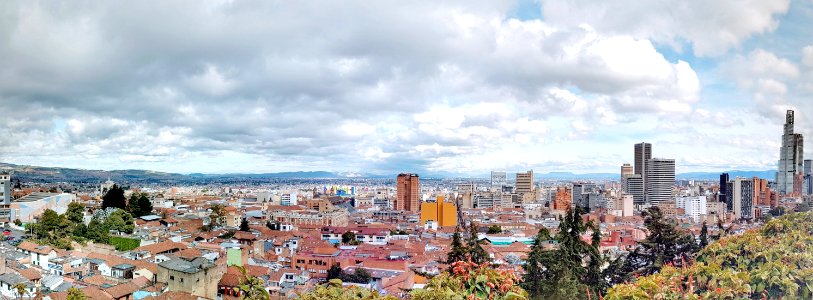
[16,241,58,269]
[0,273,35,299]
[157,257,224,299]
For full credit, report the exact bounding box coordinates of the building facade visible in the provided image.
[490,171,507,191]
[395,173,420,212]
[624,175,645,205]
[515,170,534,195]
[777,110,804,194]
[646,158,675,206]
[634,142,652,193]
[419,196,457,227]
[676,196,707,223]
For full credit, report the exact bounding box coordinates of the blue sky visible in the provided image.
[0,0,811,175]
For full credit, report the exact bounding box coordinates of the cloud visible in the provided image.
[0,0,790,174]
[541,0,791,56]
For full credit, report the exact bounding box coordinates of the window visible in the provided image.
[180,278,184,283]
[170,276,174,280]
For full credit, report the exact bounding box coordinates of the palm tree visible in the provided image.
[13,283,28,300]
[238,266,271,300]
[66,287,87,300]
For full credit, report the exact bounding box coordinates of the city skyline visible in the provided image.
[1,1,812,175]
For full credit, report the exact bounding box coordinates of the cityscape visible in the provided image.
[1,1,813,300]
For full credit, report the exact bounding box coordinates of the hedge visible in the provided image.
[110,236,141,251]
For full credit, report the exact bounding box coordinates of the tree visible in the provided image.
[699,221,709,248]
[107,209,135,234]
[412,260,528,300]
[237,266,270,300]
[102,184,126,210]
[239,218,250,232]
[85,218,110,243]
[298,279,397,300]
[466,222,489,264]
[487,225,502,234]
[66,287,87,300]
[127,192,153,217]
[341,231,356,244]
[66,202,85,224]
[13,283,28,300]
[619,207,699,277]
[522,208,599,299]
[326,264,343,281]
[209,204,226,228]
[446,227,468,268]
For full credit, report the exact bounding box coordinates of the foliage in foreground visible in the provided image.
[411,260,528,300]
[606,212,813,299]
[297,279,396,300]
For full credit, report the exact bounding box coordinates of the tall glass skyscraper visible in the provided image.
[777,110,804,194]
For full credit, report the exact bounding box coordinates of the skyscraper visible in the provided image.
[515,170,534,195]
[635,143,652,193]
[719,173,729,202]
[725,177,754,220]
[646,158,675,206]
[490,171,507,191]
[805,159,812,195]
[396,173,420,212]
[624,174,645,205]
[621,163,633,186]
[777,110,804,194]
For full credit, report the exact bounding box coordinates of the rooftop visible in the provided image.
[158,257,214,274]
[15,192,64,203]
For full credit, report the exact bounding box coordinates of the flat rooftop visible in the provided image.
[15,192,63,203]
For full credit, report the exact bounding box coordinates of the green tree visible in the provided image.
[13,283,28,300]
[341,231,356,244]
[85,218,110,243]
[466,222,489,264]
[106,209,134,234]
[239,218,250,232]
[699,221,709,248]
[521,208,598,300]
[237,266,270,300]
[619,207,699,278]
[209,204,226,228]
[102,184,126,210]
[66,202,85,224]
[446,227,468,268]
[66,287,87,300]
[298,279,397,300]
[487,225,502,234]
[326,264,343,281]
[127,192,154,217]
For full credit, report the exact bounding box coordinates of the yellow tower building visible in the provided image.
[420,195,457,227]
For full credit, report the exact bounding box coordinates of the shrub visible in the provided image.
[109,236,141,251]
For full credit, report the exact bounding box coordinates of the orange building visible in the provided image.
[396,173,420,212]
[553,187,572,211]
[752,177,769,206]
[420,196,457,227]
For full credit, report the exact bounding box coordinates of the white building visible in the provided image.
[280,193,298,206]
[676,196,707,223]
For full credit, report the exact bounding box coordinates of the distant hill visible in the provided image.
[0,162,777,183]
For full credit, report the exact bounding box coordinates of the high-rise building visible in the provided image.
[725,178,754,220]
[0,172,9,206]
[624,174,645,205]
[621,164,633,186]
[752,177,769,206]
[805,160,812,195]
[490,171,507,191]
[635,143,652,191]
[777,110,804,194]
[676,196,707,223]
[515,170,534,195]
[719,173,729,202]
[646,158,675,206]
[420,195,457,227]
[396,173,420,212]
[553,187,572,211]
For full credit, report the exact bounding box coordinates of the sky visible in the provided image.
[0,0,812,176]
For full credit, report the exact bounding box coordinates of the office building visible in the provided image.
[752,178,769,206]
[719,173,729,202]
[725,178,754,220]
[515,170,534,195]
[280,193,298,206]
[621,164,633,186]
[635,142,653,192]
[395,173,420,212]
[0,173,9,224]
[420,196,457,227]
[777,110,804,194]
[624,174,645,205]
[805,160,812,195]
[553,187,572,211]
[676,196,707,223]
[490,171,507,191]
[646,158,675,206]
[622,195,633,217]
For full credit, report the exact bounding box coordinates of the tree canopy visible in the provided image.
[101,184,126,210]
[126,192,153,217]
